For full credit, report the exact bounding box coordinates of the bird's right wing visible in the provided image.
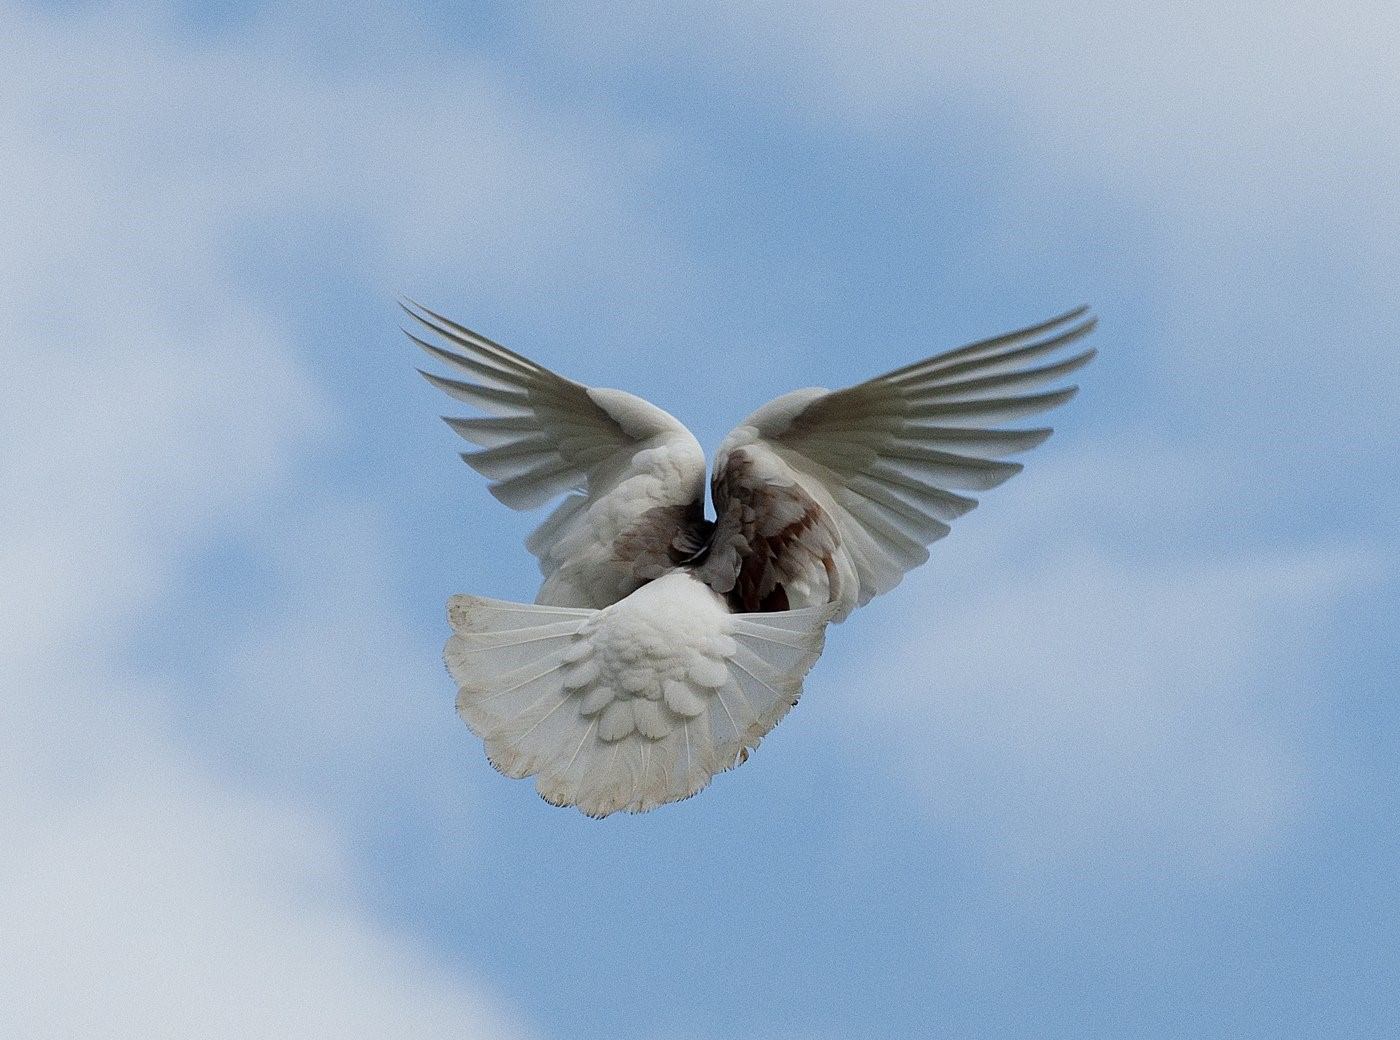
[405,301,709,609]
[699,306,1097,617]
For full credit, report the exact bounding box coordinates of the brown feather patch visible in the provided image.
[696,449,840,613]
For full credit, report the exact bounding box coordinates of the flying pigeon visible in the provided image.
[407,301,1096,817]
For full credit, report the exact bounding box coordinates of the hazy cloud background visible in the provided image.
[3,2,1396,1038]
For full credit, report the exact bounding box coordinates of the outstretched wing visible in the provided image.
[697,306,1097,618]
[405,300,709,609]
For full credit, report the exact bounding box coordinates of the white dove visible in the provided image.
[407,302,1096,817]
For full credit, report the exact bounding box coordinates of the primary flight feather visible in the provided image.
[408,301,1096,816]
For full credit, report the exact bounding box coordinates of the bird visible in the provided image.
[406,300,1096,817]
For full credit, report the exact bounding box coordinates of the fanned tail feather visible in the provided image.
[446,572,835,817]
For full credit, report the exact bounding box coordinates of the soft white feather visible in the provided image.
[447,572,835,817]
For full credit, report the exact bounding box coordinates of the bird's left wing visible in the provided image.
[405,301,709,608]
[697,306,1097,618]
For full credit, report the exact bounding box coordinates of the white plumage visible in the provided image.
[447,572,833,817]
[408,301,1096,816]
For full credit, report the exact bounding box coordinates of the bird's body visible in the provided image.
[409,301,1096,815]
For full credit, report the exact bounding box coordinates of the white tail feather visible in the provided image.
[446,572,835,817]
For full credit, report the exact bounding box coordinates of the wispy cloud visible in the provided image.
[0,3,691,1033]
[6,3,1395,1036]
[838,536,1369,881]
[0,682,528,1039]
[811,432,1377,879]
[540,1,1400,449]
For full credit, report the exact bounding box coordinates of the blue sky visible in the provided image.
[3,2,1397,1037]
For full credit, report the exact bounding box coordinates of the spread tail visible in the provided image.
[445,572,834,817]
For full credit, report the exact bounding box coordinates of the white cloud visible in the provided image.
[0,676,527,1040]
[200,500,473,827]
[540,1,1400,440]
[2,2,689,320]
[824,452,1373,881]
[4,3,1390,1027]
[548,2,1400,214]
[0,2,697,1034]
